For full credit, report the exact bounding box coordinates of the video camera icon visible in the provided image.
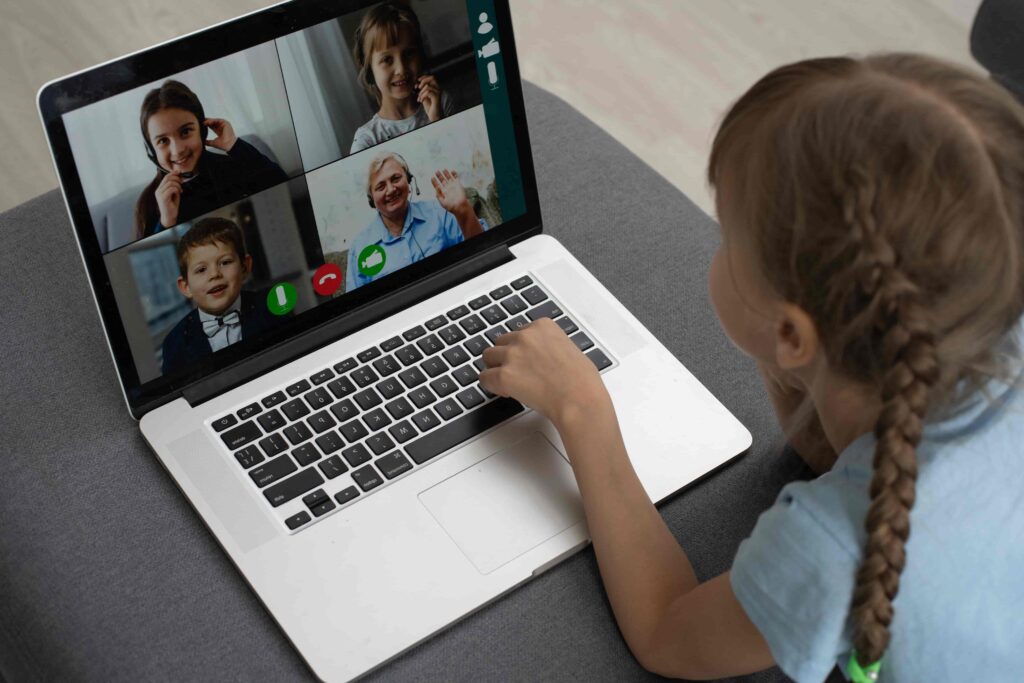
[478,37,499,60]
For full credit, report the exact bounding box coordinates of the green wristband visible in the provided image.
[848,650,882,682]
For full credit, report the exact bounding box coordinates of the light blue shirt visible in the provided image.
[731,365,1024,682]
[345,200,487,292]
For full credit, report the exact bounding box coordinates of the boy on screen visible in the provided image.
[161,217,281,375]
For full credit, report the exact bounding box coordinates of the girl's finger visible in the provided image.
[477,367,509,397]
[481,344,510,367]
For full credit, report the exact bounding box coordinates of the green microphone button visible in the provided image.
[267,282,297,316]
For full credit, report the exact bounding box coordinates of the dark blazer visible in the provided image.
[160,289,286,377]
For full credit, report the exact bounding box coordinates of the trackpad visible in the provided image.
[419,432,584,575]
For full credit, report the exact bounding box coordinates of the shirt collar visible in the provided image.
[372,201,428,245]
[197,294,242,323]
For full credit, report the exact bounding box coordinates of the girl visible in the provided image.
[133,80,287,240]
[479,54,1024,681]
[350,2,454,154]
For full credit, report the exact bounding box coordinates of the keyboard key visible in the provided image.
[327,376,356,399]
[430,376,458,397]
[212,414,238,432]
[375,378,404,400]
[363,408,392,432]
[281,399,310,422]
[479,304,507,325]
[261,391,286,408]
[505,315,530,332]
[555,317,578,335]
[310,369,335,386]
[416,334,444,356]
[398,367,427,388]
[315,431,345,455]
[385,396,414,420]
[234,445,264,469]
[236,403,262,421]
[311,499,336,517]
[459,314,486,335]
[286,379,311,397]
[305,387,333,410]
[333,357,357,374]
[485,326,507,344]
[456,387,485,410]
[435,398,464,421]
[408,387,437,409]
[570,332,594,351]
[402,325,426,341]
[372,355,401,377]
[264,467,324,507]
[468,295,490,310]
[521,285,548,305]
[250,454,298,488]
[388,420,418,443]
[587,348,613,371]
[306,410,336,434]
[420,357,447,378]
[259,433,288,458]
[527,300,562,321]
[357,347,381,363]
[351,465,383,492]
[283,423,313,446]
[464,335,489,357]
[285,511,311,530]
[339,419,370,444]
[442,345,470,367]
[377,452,413,479]
[424,315,447,331]
[489,285,513,299]
[412,409,441,432]
[452,365,479,387]
[406,397,524,465]
[395,344,424,366]
[319,455,348,479]
[354,388,382,411]
[303,488,328,509]
[350,366,379,387]
[511,276,533,290]
[221,421,261,451]
[293,444,321,467]
[334,486,360,505]
[446,305,470,320]
[366,433,396,455]
[329,399,358,423]
[501,295,527,315]
[257,409,286,433]
[380,335,403,353]
[342,443,372,468]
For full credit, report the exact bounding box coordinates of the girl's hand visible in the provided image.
[155,170,183,227]
[204,118,237,152]
[416,75,443,122]
[480,318,610,431]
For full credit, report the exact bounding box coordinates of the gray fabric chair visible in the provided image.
[0,83,812,682]
[970,0,1024,102]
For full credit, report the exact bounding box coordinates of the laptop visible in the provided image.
[37,0,751,679]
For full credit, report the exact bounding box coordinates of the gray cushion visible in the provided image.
[0,82,810,682]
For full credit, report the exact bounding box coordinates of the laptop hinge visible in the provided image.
[182,244,516,407]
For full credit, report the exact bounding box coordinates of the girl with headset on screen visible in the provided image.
[133,80,287,240]
[478,54,1024,681]
[345,151,486,292]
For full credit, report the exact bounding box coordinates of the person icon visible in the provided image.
[478,12,493,35]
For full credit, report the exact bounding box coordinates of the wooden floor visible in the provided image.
[1,0,982,216]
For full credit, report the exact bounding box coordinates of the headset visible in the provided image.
[367,152,420,208]
[143,108,208,177]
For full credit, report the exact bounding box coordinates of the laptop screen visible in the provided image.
[41,0,535,412]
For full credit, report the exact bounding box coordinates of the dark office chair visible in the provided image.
[970,0,1024,103]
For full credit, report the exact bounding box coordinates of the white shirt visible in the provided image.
[350,92,455,154]
[197,297,242,352]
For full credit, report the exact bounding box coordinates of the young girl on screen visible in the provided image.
[133,80,287,239]
[479,54,1024,681]
[349,1,454,154]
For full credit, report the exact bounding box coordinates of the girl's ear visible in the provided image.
[774,302,818,371]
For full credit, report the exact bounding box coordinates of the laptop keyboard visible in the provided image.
[210,275,615,532]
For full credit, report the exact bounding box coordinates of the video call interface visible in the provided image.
[62,0,523,384]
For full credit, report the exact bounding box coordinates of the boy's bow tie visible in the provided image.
[202,310,241,337]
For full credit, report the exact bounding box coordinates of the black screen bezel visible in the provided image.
[37,0,539,417]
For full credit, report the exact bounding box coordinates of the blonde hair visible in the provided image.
[352,2,425,104]
[708,54,1024,666]
[366,151,411,195]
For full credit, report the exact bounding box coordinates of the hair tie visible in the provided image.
[848,650,882,682]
